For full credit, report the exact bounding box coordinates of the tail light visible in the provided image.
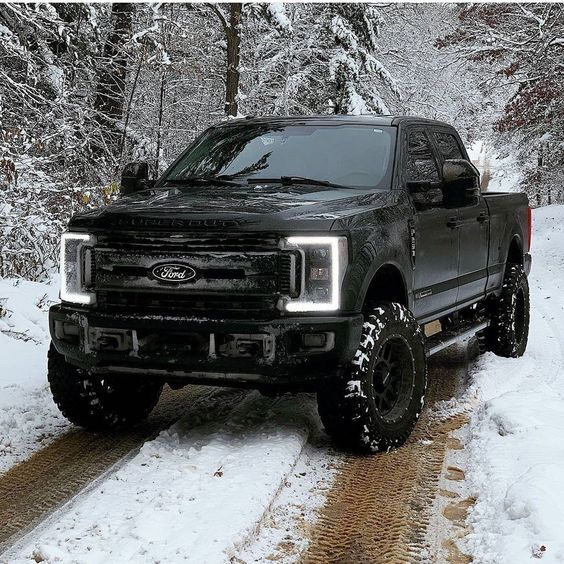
[527,206,532,251]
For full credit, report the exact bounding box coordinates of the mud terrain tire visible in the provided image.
[48,345,163,430]
[482,264,530,358]
[317,303,427,453]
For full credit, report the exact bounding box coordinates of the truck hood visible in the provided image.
[70,183,399,232]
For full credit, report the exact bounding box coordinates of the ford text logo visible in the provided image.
[151,263,196,283]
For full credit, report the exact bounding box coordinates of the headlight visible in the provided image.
[283,236,348,312]
[60,232,96,305]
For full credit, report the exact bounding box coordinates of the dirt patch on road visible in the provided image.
[303,347,473,563]
[0,385,247,554]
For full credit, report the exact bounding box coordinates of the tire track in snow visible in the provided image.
[303,346,474,563]
[0,385,248,555]
[4,392,326,563]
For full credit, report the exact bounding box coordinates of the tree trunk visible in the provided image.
[155,72,167,175]
[225,3,242,117]
[118,50,144,166]
[94,3,134,129]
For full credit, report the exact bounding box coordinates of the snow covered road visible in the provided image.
[4,392,337,564]
[0,280,338,563]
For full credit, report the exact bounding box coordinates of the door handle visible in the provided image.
[477,212,489,223]
[447,218,461,229]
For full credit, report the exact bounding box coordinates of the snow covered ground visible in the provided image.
[0,279,338,564]
[8,393,337,564]
[462,205,564,563]
[0,278,69,472]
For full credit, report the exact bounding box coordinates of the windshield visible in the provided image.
[161,123,396,190]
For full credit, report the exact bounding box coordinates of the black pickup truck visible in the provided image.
[49,115,531,452]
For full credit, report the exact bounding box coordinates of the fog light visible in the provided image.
[303,333,327,348]
[63,322,79,336]
[54,320,80,342]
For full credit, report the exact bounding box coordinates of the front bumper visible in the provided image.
[49,304,364,389]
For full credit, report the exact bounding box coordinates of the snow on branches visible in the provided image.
[326,5,398,115]
[437,3,564,204]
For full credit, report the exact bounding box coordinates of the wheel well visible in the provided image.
[363,264,408,314]
[507,237,523,266]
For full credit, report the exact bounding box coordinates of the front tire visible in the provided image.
[317,303,427,453]
[482,264,530,358]
[48,345,163,430]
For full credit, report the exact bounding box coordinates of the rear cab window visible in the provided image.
[433,131,465,160]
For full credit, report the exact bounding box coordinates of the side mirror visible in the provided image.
[442,159,479,208]
[120,161,154,195]
[442,159,479,185]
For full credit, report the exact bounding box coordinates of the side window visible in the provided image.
[406,129,442,210]
[434,132,464,160]
[407,130,440,183]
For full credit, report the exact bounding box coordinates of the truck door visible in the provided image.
[431,130,489,307]
[405,128,459,322]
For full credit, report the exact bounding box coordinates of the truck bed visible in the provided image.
[483,191,530,292]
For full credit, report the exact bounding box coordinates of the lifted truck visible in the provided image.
[49,115,531,452]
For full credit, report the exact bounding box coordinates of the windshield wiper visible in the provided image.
[161,175,244,187]
[246,176,349,190]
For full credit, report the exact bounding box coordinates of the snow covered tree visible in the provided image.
[208,3,243,117]
[376,5,492,139]
[241,3,399,117]
[437,3,564,204]
[94,3,134,154]
[324,3,399,115]
[208,2,298,117]
[120,4,225,173]
[0,3,109,279]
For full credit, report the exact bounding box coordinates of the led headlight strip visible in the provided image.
[60,232,96,305]
[284,236,348,312]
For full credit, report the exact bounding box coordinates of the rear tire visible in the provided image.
[48,345,163,430]
[482,264,530,358]
[317,303,427,453]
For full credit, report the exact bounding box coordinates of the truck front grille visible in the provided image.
[92,232,293,318]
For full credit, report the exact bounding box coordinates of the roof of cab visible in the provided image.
[216,114,453,129]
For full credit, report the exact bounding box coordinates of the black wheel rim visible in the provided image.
[513,287,526,344]
[81,376,118,404]
[370,335,415,423]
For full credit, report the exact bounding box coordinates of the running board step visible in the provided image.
[425,319,489,357]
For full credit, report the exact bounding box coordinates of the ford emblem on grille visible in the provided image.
[151,263,197,283]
